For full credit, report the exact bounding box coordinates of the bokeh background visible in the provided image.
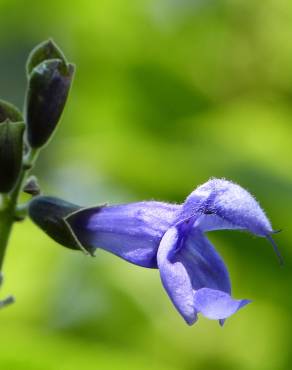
[0,0,291,369]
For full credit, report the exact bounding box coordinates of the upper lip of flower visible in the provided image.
[65,178,281,325]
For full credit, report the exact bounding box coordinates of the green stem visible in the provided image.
[0,208,14,273]
[0,147,39,271]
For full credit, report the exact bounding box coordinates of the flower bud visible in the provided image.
[25,58,74,148]
[0,99,23,122]
[0,100,24,193]
[28,196,84,251]
[0,120,24,193]
[26,39,67,76]
[23,175,41,196]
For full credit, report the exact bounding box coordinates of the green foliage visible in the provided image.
[0,0,292,369]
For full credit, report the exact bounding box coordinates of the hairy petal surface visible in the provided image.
[183,178,273,236]
[67,201,180,268]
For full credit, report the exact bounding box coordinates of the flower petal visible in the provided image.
[183,178,273,236]
[194,213,243,232]
[67,201,180,268]
[157,225,232,324]
[157,226,197,325]
[194,288,251,320]
[181,228,231,294]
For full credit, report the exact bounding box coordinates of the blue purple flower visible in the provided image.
[65,178,280,325]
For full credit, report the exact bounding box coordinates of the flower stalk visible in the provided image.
[0,147,39,271]
[0,39,73,306]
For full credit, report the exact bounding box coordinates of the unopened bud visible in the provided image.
[25,41,74,148]
[0,100,24,193]
[0,99,23,123]
[26,39,67,76]
[23,176,41,196]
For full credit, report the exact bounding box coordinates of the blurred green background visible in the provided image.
[0,0,291,369]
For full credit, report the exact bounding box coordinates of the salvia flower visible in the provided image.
[29,179,280,325]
